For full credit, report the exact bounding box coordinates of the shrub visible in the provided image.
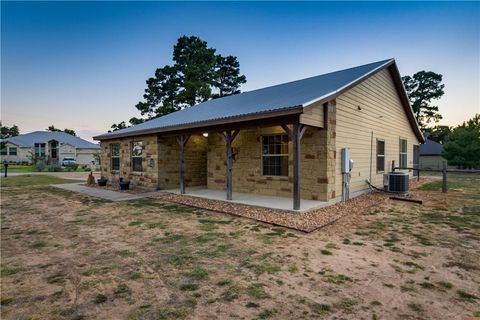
[80,164,91,171]
[64,163,78,171]
[33,161,46,171]
[48,163,63,172]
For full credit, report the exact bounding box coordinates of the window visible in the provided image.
[111,143,120,171]
[132,141,143,172]
[399,139,408,168]
[376,139,385,172]
[262,135,288,176]
[0,148,7,156]
[8,147,17,156]
[34,143,46,157]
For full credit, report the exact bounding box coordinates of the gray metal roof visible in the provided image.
[2,131,100,149]
[419,138,443,156]
[95,59,395,139]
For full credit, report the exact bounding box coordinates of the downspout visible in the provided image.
[369,131,373,189]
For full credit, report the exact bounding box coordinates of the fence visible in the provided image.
[391,160,480,193]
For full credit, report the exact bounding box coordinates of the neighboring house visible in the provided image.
[1,131,100,165]
[419,137,447,169]
[94,59,424,210]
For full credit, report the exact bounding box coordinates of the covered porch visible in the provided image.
[164,186,334,212]
[163,101,336,211]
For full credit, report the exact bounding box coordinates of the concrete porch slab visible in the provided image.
[51,183,161,201]
[164,186,333,212]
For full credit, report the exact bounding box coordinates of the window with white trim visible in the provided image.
[132,141,143,172]
[111,143,120,171]
[377,139,385,172]
[262,135,288,176]
[399,139,408,168]
[8,147,17,156]
[34,143,46,157]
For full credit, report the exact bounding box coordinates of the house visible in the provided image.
[419,137,447,169]
[94,59,424,210]
[1,131,100,165]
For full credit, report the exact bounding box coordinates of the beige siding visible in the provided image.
[300,100,324,128]
[335,68,421,196]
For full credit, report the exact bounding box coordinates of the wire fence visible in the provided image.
[391,160,480,193]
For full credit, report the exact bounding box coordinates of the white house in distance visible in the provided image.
[1,131,100,165]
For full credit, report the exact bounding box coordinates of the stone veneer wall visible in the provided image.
[207,106,336,201]
[100,134,159,188]
[100,134,208,190]
[157,135,208,189]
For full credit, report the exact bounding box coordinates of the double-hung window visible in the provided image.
[8,147,17,156]
[262,135,288,176]
[132,141,143,172]
[399,139,407,168]
[111,143,120,171]
[34,143,46,157]
[377,139,385,172]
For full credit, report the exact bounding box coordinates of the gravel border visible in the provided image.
[149,178,431,233]
[150,190,390,233]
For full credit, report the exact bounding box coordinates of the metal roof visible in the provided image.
[2,131,100,149]
[419,138,443,156]
[95,59,396,140]
[94,59,424,142]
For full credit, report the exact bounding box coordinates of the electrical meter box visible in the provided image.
[341,148,353,173]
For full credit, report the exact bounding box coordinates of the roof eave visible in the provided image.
[93,106,304,141]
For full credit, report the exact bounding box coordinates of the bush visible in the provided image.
[64,163,79,171]
[80,164,91,172]
[47,163,63,172]
[33,161,46,172]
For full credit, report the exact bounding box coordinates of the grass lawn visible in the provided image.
[0,165,36,173]
[0,174,479,319]
[0,164,92,173]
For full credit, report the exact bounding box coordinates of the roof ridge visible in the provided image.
[240,58,394,94]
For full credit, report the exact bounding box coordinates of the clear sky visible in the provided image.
[1,1,479,142]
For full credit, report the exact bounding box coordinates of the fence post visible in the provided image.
[442,161,447,193]
[391,160,395,172]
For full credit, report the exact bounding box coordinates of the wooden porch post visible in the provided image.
[282,123,306,210]
[218,130,240,200]
[176,134,190,194]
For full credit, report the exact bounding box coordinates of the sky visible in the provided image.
[1,1,479,142]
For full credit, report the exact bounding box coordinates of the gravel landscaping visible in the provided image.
[151,191,386,232]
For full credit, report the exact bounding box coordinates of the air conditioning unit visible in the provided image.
[384,172,409,193]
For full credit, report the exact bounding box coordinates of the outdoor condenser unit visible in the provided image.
[383,172,409,193]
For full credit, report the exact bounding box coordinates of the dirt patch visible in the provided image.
[1,173,479,320]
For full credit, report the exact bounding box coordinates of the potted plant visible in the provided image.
[97,176,108,187]
[119,177,130,190]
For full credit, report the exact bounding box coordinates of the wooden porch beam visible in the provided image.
[282,123,306,210]
[217,130,240,200]
[176,134,190,194]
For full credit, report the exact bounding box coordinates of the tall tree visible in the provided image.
[0,122,20,139]
[442,114,480,169]
[423,125,452,144]
[402,71,445,128]
[110,121,127,132]
[212,55,247,98]
[63,128,76,136]
[47,125,62,132]
[173,36,217,107]
[111,35,247,130]
[47,125,76,136]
